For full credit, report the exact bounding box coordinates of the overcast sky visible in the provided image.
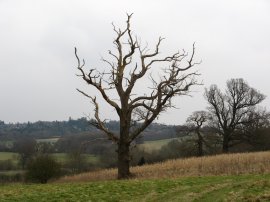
[0,0,270,124]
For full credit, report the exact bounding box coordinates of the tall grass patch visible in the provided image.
[58,151,270,182]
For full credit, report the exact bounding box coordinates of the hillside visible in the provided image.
[1,175,270,201]
[1,151,270,201]
[58,151,270,182]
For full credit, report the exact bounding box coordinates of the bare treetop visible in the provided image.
[75,14,200,178]
[205,78,266,152]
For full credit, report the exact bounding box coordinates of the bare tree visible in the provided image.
[205,78,265,153]
[238,107,270,145]
[75,14,200,179]
[186,111,209,156]
[14,137,37,169]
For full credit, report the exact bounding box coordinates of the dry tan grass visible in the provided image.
[56,151,270,183]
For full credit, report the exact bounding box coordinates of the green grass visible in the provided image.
[0,170,24,176]
[0,152,98,164]
[1,174,270,201]
[36,137,60,143]
[50,153,69,163]
[51,153,99,164]
[0,152,18,162]
[139,138,174,152]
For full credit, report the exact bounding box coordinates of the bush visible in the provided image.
[25,155,61,183]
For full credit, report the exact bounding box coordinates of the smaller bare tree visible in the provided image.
[186,111,209,156]
[205,78,265,153]
[14,137,37,169]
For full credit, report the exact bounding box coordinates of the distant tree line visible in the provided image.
[0,118,177,152]
[0,117,96,140]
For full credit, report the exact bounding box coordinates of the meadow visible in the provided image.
[2,141,270,201]
[138,138,174,152]
[0,152,18,162]
[51,153,99,164]
[1,174,270,201]
[0,138,173,167]
[57,151,270,182]
[36,137,60,143]
[0,152,98,165]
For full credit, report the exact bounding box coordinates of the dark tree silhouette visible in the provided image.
[186,111,210,156]
[75,14,200,179]
[205,78,265,153]
[14,137,37,169]
[238,107,270,145]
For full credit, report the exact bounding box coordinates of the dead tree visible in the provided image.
[75,14,200,179]
[205,78,265,153]
[186,111,209,156]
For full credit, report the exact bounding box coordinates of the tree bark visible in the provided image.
[197,133,203,156]
[118,108,132,179]
[222,133,230,153]
[117,141,131,179]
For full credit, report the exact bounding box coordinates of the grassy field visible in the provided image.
[1,151,270,201]
[0,170,24,176]
[0,138,173,166]
[36,137,60,143]
[0,137,174,163]
[0,152,98,164]
[1,140,270,201]
[0,152,18,163]
[1,174,270,201]
[58,151,270,182]
[0,152,18,161]
[139,138,174,152]
[51,153,99,164]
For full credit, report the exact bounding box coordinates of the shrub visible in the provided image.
[25,155,61,183]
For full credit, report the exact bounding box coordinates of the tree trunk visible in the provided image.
[222,133,230,153]
[197,133,203,157]
[117,141,131,179]
[117,105,132,179]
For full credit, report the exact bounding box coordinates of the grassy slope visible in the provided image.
[0,152,18,165]
[51,153,98,164]
[0,137,174,164]
[139,139,174,152]
[0,152,98,164]
[36,137,60,143]
[0,152,18,161]
[1,174,270,201]
[1,141,270,201]
[58,151,270,182]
